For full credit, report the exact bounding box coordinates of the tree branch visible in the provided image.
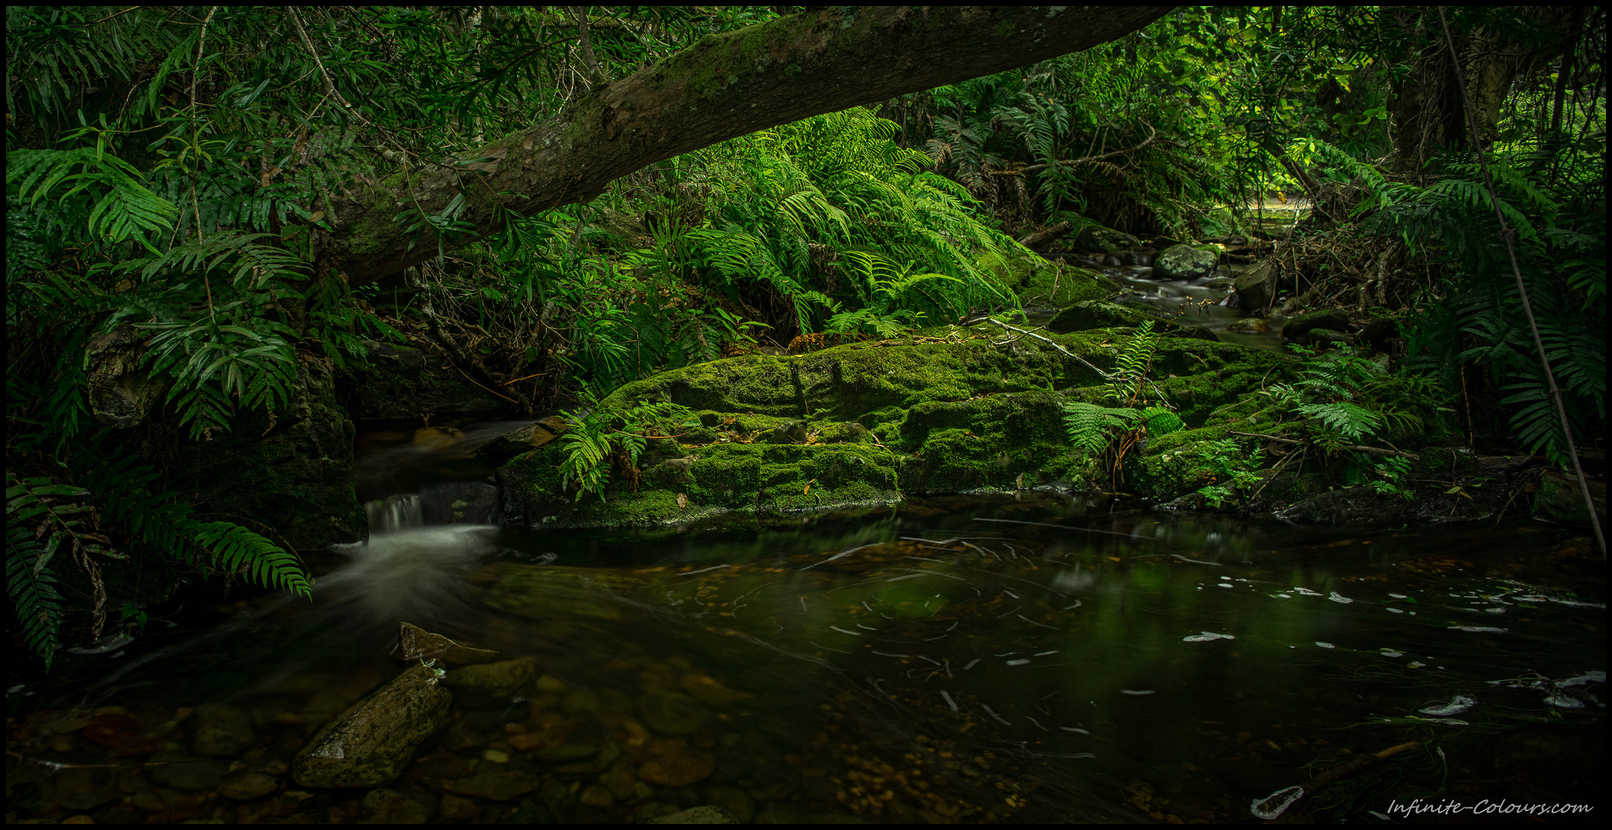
[324,6,1175,286]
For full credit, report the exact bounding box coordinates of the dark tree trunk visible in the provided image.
[321,6,1174,287]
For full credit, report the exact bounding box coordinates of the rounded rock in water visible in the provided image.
[292,662,452,788]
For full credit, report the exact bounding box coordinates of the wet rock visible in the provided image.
[144,754,230,791]
[1232,260,1276,313]
[704,785,756,822]
[1281,309,1350,344]
[437,793,479,821]
[1047,301,1168,334]
[601,759,641,799]
[638,738,716,787]
[639,692,707,735]
[1224,318,1270,334]
[218,771,279,801]
[638,802,686,822]
[190,702,254,758]
[292,662,452,788]
[579,784,616,807]
[1152,244,1219,280]
[650,805,737,824]
[443,656,538,698]
[679,674,752,707]
[359,788,432,823]
[392,622,499,664]
[450,769,544,801]
[561,687,602,716]
[477,420,563,465]
[1202,277,1236,291]
[536,742,601,763]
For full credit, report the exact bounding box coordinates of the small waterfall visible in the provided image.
[367,493,425,534]
[364,481,500,534]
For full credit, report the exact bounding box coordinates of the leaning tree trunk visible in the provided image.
[320,6,1173,287]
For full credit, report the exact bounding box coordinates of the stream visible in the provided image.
[6,422,1605,823]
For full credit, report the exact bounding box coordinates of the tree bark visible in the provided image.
[323,6,1173,286]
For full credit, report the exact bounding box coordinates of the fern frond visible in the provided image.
[1063,401,1140,454]
[186,521,311,598]
[1295,402,1380,441]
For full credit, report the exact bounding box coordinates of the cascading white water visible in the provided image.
[366,493,426,534]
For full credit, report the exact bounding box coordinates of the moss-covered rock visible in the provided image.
[498,332,1298,528]
[1013,261,1113,307]
[1048,301,1181,334]
[170,360,366,550]
[1152,244,1219,280]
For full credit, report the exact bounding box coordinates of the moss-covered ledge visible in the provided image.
[496,330,1294,529]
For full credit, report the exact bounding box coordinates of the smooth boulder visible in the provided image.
[1152,244,1219,280]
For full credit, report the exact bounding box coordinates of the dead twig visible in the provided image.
[1228,430,1419,460]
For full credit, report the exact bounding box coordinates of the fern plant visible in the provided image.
[6,433,315,669]
[1106,320,1160,405]
[1063,320,1184,484]
[558,394,698,501]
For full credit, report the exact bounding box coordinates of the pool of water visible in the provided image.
[5,432,1604,823]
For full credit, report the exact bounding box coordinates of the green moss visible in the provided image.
[1008,259,1111,307]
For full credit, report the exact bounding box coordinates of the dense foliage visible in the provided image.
[7,6,1605,668]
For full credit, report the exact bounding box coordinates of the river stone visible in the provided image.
[1224,318,1270,334]
[359,788,432,823]
[191,702,254,758]
[1232,260,1277,313]
[536,741,600,762]
[679,674,751,707]
[145,754,230,791]
[601,760,640,799]
[1152,244,1219,280]
[450,769,544,801]
[704,786,756,823]
[218,770,279,801]
[650,805,737,824]
[476,421,562,465]
[392,621,499,664]
[292,662,452,788]
[1281,309,1351,344]
[638,739,716,787]
[443,655,538,698]
[580,785,616,807]
[639,692,706,735]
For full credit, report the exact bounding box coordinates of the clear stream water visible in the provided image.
[5,424,1604,824]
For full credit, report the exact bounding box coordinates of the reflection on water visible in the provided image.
[6,495,1604,823]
